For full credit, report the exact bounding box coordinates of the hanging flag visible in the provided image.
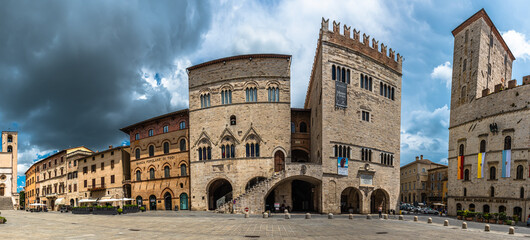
[457,156,464,180]
[502,150,511,178]
[477,152,485,178]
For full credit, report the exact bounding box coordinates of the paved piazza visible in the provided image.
[0,211,528,239]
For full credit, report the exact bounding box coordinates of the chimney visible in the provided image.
[415,156,419,161]
[421,155,423,160]
[109,145,113,149]
[523,75,530,85]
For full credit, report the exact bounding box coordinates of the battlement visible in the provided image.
[480,76,530,98]
[321,18,402,74]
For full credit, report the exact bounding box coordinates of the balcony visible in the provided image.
[88,184,106,191]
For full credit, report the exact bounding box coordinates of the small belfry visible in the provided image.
[0,131,18,209]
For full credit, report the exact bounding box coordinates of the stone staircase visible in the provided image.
[216,170,287,214]
[0,197,14,210]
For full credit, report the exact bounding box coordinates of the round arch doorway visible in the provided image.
[164,192,172,210]
[274,151,285,172]
[180,193,188,210]
[340,187,362,213]
[149,195,157,210]
[70,199,74,207]
[265,177,321,213]
[370,189,389,213]
[208,179,232,210]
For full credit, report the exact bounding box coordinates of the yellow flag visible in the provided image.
[477,153,482,178]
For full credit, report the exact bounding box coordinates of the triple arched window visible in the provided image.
[360,74,372,91]
[332,65,350,84]
[268,87,279,102]
[333,145,351,158]
[200,93,211,108]
[246,87,257,102]
[245,143,260,157]
[221,144,235,159]
[221,89,232,104]
[380,153,394,166]
[198,147,212,160]
[361,148,372,161]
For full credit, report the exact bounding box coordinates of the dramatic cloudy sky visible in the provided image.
[2,0,529,191]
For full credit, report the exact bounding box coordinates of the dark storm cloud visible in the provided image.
[0,1,212,153]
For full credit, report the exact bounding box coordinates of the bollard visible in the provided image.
[349,213,353,219]
[384,214,388,220]
[462,222,467,229]
[367,214,372,220]
[484,224,490,232]
[284,209,289,214]
[413,216,418,222]
[245,212,249,218]
[285,213,291,219]
[509,227,515,235]
[305,213,311,219]
[511,221,516,226]
[427,218,432,224]
[263,212,268,218]
[328,213,333,219]
[399,215,403,220]
[444,220,449,226]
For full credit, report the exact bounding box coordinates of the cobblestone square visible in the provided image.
[0,211,527,239]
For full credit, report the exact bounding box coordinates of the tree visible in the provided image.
[19,191,25,209]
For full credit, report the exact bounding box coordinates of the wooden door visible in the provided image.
[274,151,285,172]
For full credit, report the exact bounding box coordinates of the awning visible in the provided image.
[55,198,65,205]
[433,203,445,206]
[98,198,121,203]
[121,198,134,201]
[29,203,46,206]
[78,199,97,203]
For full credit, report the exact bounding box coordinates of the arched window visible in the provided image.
[368,77,372,91]
[135,148,140,160]
[464,169,470,181]
[504,136,511,150]
[148,129,154,137]
[360,74,364,88]
[179,121,186,130]
[516,165,524,179]
[291,122,295,133]
[479,140,486,153]
[300,122,307,133]
[180,139,186,152]
[499,205,506,213]
[459,144,464,156]
[163,142,169,154]
[337,66,341,81]
[149,145,154,157]
[221,145,226,158]
[462,59,467,71]
[136,196,143,206]
[231,144,236,158]
[463,188,467,196]
[483,204,490,213]
[346,69,350,84]
[364,75,369,90]
[7,135,12,142]
[163,125,169,133]
[149,168,155,179]
[391,88,395,100]
[230,115,236,125]
[490,166,496,180]
[342,68,346,82]
[180,164,187,176]
[164,166,170,178]
[469,204,475,211]
[520,187,525,199]
[490,186,494,197]
[456,203,462,211]
[332,65,336,80]
[136,170,141,181]
[380,82,383,95]
[338,146,343,158]
[461,86,466,100]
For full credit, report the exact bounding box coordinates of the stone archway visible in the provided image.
[370,189,390,213]
[264,176,321,213]
[164,192,172,210]
[207,178,232,210]
[340,187,362,213]
[245,177,266,191]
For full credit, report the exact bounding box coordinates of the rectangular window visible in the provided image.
[163,125,169,133]
[135,133,140,140]
[111,175,115,184]
[91,165,96,172]
[101,177,105,187]
[148,129,153,137]
[362,111,370,122]
[74,184,77,192]
[111,160,115,169]
[101,162,104,170]
[92,179,95,188]
[84,180,87,188]
[83,167,88,174]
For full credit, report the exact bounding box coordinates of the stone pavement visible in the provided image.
[0,210,527,239]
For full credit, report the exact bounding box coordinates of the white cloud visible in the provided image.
[502,30,530,61]
[431,61,452,89]
[439,158,448,165]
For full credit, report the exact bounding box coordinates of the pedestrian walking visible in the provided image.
[378,205,382,218]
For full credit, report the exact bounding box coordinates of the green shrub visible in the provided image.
[457,210,464,216]
[513,215,520,222]
[139,206,145,211]
[505,220,512,225]
[493,213,499,220]
[483,213,490,220]
[124,204,138,208]
[117,208,123,213]
[499,212,507,221]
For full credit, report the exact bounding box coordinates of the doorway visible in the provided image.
[180,193,188,210]
[149,195,157,210]
[291,180,314,212]
[274,151,285,172]
[164,192,172,210]
[340,187,362,213]
[208,179,232,210]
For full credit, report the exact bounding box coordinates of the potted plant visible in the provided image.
[464,211,474,221]
[457,210,464,220]
[498,212,507,225]
[513,215,520,223]
[140,206,146,212]
[476,212,483,222]
[490,213,498,224]
[505,220,512,225]
[0,216,6,224]
[117,208,123,215]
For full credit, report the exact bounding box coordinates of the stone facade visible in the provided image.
[0,131,17,198]
[65,149,94,207]
[447,9,530,222]
[120,110,190,211]
[426,166,448,208]
[24,164,36,207]
[400,156,445,205]
[77,146,131,207]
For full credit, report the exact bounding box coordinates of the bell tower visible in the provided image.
[1,131,18,194]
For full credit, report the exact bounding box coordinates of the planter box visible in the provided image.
[93,208,117,215]
[465,217,473,221]
[498,220,504,225]
[457,216,462,220]
[488,219,496,224]
[123,206,139,214]
[72,208,92,214]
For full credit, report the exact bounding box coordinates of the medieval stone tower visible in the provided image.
[0,131,18,197]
